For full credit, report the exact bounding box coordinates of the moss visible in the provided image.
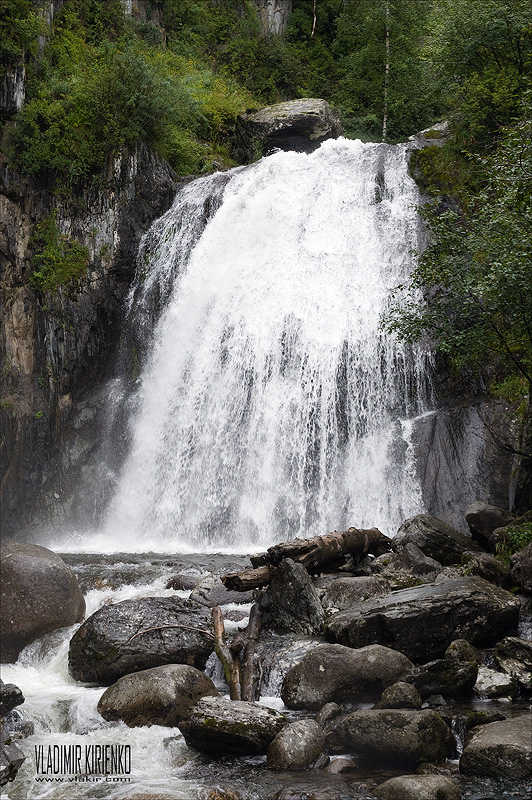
[30,212,89,293]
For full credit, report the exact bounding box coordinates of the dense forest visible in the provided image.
[1,0,531,523]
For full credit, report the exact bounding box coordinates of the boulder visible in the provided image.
[372,543,442,588]
[444,639,481,664]
[474,666,516,699]
[463,711,506,732]
[511,541,532,593]
[343,709,455,767]
[407,658,478,699]
[267,719,326,770]
[377,682,422,710]
[235,98,343,162]
[165,574,198,591]
[494,636,532,689]
[0,682,24,717]
[0,723,25,787]
[460,551,512,588]
[189,574,253,607]
[179,697,285,756]
[460,714,532,778]
[97,664,218,727]
[319,576,389,610]
[260,558,325,635]
[281,643,413,710]
[465,502,516,550]
[394,515,483,565]
[68,597,214,684]
[373,774,460,800]
[326,577,520,662]
[0,542,86,661]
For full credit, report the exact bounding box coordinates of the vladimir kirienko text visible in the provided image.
[35,744,131,776]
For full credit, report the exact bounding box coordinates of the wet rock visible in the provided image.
[97,664,218,727]
[68,597,214,684]
[377,682,422,709]
[494,636,532,689]
[323,756,357,774]
[321,710,350,755]
[325,577,520,662]
[165,574,197,591]
[179,696,285,756]
[189,574,253,607]
[408,658,478,699]
[0,682,24,717]
[416,761,460,776]
[273,790,342,800]
[0,722,25,787]
[460,713,532,778]
[235,98,343,162]
[342,709,455,767]
[445,639,481,664]
[261,559,325,635]
[372,543,443,589]
[463,711,506,732]
[394,514,483,565]
[460,551,512,588]
[319,576,389,610]
[281,643,413,710]
[465,502,516,551]
[511,541,532,593]
[0,542,86,661]
[315,702,341,728]
[373,774,460,800]
[267,719,326,770]
[474,666,516,698]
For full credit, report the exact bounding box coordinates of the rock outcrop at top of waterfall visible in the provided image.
[235,98,343,162]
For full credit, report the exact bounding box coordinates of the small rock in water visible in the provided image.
[474,666,516,698]
[377,682,422,709]
[494,636,532,689]
[373,774,460,800]
[267,719,326,770]
[165,574,197,591]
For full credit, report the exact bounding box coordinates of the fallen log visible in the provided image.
[222,527,392,591]
[212,606,241,700]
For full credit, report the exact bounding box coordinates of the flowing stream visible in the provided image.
[5,139,442,798]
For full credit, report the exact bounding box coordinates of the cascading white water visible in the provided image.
[102,138,431,551]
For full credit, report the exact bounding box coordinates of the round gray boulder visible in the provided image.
[373,774,460,800]
[460,714,531,778]
[267,719,325,770]
[0,542,85,661]
[281,643,413,710]
[377,682,422,710]
[97,664,218,727]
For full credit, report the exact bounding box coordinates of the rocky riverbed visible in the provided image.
[1,506,531,799]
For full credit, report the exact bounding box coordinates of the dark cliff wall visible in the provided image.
[0,145,178,537]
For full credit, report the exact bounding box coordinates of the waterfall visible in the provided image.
[100,138,431,552]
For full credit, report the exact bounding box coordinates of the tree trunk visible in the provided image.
[212,606,241,700]
[241,603,262,701]
[382,0,390,142]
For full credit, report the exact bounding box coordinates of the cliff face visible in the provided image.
[0,145,178,537]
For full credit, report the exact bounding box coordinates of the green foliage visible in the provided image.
[0,0,43,77]
[30,212,89,292]
[496,523,532,566]
[386,96,532,385]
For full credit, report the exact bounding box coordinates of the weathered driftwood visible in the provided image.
[222,527,391,591]
[212,606,241,700]
[241,603,262,702]
[221,564,274,592]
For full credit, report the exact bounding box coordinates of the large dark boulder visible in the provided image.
[68,597,214,684]
[235,99,343,163]
[261,558,325,635]
[0,682,24,717]
[511,541,532,593]
[319,576,389,611]
[460,714,532,778]
[0,542,85,661]
[459,550,511,588]
[372,543,442,588]
[179,697,286,756]
[465,501,516,550]
[394,515,483,565]
[267,719,326,771]
[343,709,455,767]
[407,659,478,700]
[325,577,520,662]
[281,643,413,710]
[97,664,218,727]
